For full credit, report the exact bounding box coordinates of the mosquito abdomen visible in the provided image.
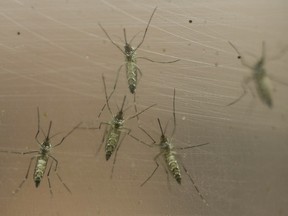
[33,156,48,187]
[126,61,138,94]
[105,130,121,160]
[165,152,181,184]
[256,76,273,108]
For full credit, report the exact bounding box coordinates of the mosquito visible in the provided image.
[227,41,288,108]
[99,7,179,94]
[141,89,209,205]
[93,75,156,177]
[0,108,81,195]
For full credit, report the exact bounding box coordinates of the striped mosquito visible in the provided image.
[99,7,179,94]
[0,108,81,195]
[227,41,288,108]
[90,75,156,176]
[141,89,209,205]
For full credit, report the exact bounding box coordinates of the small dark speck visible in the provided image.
[17,32,21,35]
[237,55,241,59]
[189,20,192,23]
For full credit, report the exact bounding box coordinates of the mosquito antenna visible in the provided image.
[133,7,157,53]
[157,118,165,137]
[35,107,41,144]
[46,121,53,140]
[98,23,125,55]
[123,28,128,45]
[261,41,266,63]
[171,88,176,137]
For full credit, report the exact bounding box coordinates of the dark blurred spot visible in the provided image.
[189,20,192,23]
[237,55,241,59]
[17,32,21,35]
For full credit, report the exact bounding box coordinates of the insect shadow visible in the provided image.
[227,41,288,108]
[0,108,81,195]
[98,7,179,94]
[140,89,210,206]
[83,74,156,177]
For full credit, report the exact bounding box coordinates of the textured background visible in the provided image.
[0,0,288,215]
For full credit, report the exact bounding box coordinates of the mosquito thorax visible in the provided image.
[41,141,51,153]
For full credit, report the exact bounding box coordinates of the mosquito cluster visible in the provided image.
[1,5,287,208]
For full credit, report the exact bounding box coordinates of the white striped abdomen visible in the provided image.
[164,151,181,184]
[105,129,121,161]
[34,156,48,187]
[126,61,138,94]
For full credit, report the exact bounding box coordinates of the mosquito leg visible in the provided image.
[98,23,125,55]
[226,76,252,106]
[175,142,210,150]
[137,56,180,64]
[97,124,109,155]
[141,151,164,186]
[13,156,36,194]
[134,7,157,52]
[53,122,82,148]
[228,41,253,68]
[133,94,156,145]
[0,150,39,155]
[182,163,208,206]
[47,161,54,196]
[110,133,127,179]
[49,155,71,194]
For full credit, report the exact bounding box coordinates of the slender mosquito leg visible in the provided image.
[163,164,171,191]
[53,122,82,148]
[47,161,54,196]
[182,164,208,206]
[141,151,164,187]
[98,23,125,55]
[133,95,156,145]
[97,124,109,155]
[49,155,71,194]
[175,142,210,150]
[110,133,127,179]
[13,156,36,194]
[228,41,253,68]
[137,56,180,64]
[227,76,252,106]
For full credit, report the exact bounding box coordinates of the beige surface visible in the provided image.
[0,0,288,215]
